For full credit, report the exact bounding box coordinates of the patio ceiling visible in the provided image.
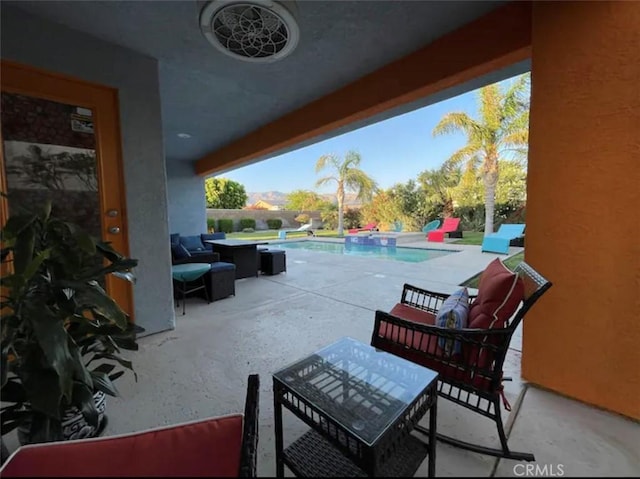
[5,0,506,164]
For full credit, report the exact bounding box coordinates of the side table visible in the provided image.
[171,263,211,315]
[273,337,438,477]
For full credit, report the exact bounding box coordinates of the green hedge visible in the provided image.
[217,218,234,233]
[206,218,217,232]
[239,218,256,230]
[266,218,283,230]
[453,202,526,231]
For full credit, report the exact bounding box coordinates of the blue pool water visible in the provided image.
[273,240,456,263]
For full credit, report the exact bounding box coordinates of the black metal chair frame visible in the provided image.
[370,261,552,462]
[239,374,260,477]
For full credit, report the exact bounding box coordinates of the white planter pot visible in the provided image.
[17,390,107,445]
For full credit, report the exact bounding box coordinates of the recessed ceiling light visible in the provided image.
[177,133,192,139]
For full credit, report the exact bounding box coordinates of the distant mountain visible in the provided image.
[246,191,362,208]
[246,191,288,206]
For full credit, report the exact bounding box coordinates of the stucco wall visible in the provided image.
[1,6,176,336]
[167,159,207,235]
[526,1,640,419]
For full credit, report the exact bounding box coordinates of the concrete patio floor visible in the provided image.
[6,237,638,476]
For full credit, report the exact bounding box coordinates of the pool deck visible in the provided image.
[4,237,638,477]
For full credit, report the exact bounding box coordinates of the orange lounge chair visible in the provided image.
[427,217,461,242]
[347,222,377,234]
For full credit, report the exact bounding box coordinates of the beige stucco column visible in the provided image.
[525,1,640,419]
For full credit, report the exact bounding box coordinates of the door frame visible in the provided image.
[0,60,134,320]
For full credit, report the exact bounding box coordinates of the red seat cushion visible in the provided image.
[1,415,244,477]
[389,303,435,325]
[381,304,472,385]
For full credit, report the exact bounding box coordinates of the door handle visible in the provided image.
[108,226,121,235]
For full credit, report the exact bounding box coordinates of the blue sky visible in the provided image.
[222,78,515,194]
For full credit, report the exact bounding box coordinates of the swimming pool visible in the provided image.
[273,240,457,263]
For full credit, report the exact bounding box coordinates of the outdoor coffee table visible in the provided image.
[273,337,438,477]
[203,239,268,279]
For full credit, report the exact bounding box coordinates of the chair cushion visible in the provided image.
[435,287,469,354]
[376,310,472,386]
[180,235,206,253]
[171,243,191,260]
[201,233,226,241]
[0,415,244,477]
[210,262,236,272]
[390,303,435,325]
[468,258,524,329]
[261,249,285,256]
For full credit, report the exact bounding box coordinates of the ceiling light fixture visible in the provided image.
[177,133,192,139]
[199,0,299,63]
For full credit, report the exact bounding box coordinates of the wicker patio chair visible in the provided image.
[0,374,260,477]
[371,261,552,461]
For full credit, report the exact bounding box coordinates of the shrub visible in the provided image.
[206,218,217,232]
[266,218,283,230]
[294,213,310,225]
[344,208,363,229]
[239,218,256,230]
[453,201,525,231]
[217,218,234,233]
[319,210,337,230]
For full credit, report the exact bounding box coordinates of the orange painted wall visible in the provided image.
[524,1,640,419]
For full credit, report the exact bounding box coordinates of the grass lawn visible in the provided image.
[450,231,484,245]
[460,251,525,289]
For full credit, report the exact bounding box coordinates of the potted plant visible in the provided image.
[0,199,143,446]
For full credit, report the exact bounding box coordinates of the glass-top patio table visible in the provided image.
[273,337,438,477]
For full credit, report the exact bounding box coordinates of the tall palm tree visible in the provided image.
[315,151,377,236]
[433,73,530,234]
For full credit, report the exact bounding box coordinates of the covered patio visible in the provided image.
[5,241,636,475]
[1,0,638,476]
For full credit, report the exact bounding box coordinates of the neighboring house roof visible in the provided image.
[248,200,283,210]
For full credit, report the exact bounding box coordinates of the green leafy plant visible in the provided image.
[217,218,234,233]
[206,218,217,233]
[294,214,309,226]
[266,218,282,230]
[239,218,256,230]
[0,200,142,444]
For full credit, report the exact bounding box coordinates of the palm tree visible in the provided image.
[418,163,461,219]
[315,151,377,236]
[433,73,530,234]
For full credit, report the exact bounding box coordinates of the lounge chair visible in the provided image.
[278,222,313,240]
[481,223,526,254]
[427,217,461,242]
[422,219,441,234]
[347,222,377,234]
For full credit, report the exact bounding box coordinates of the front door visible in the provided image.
[0,60,134,319]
